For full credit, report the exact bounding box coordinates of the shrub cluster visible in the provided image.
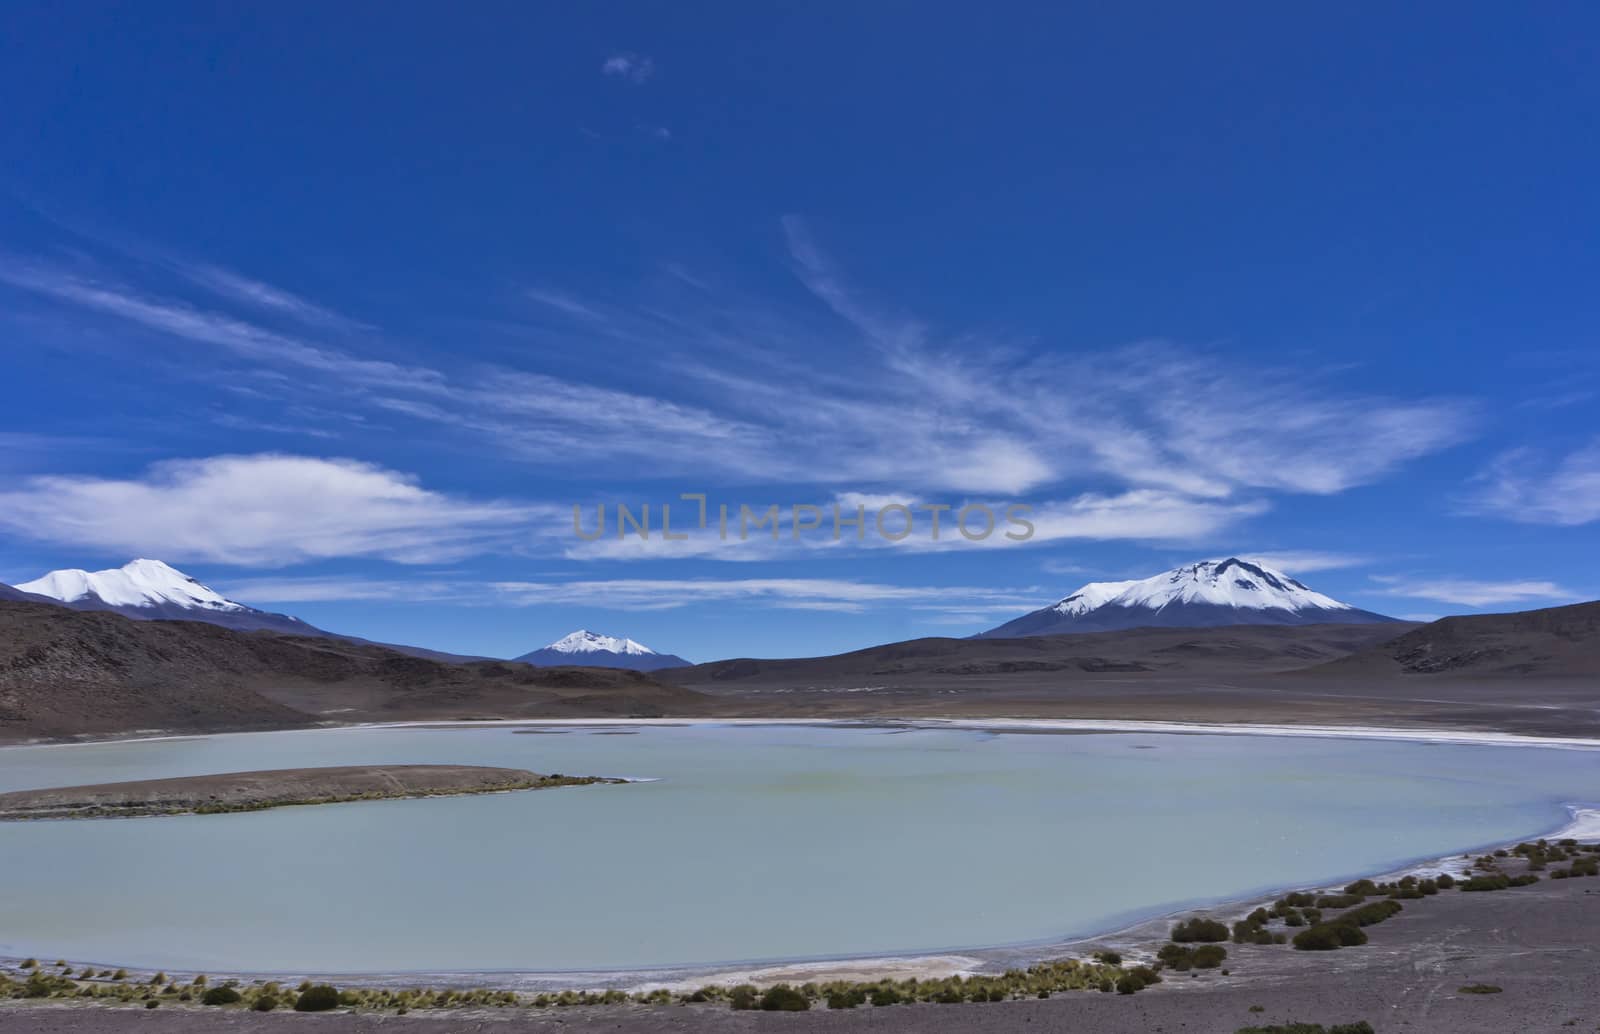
[1157,943,1228,971]
[1232,908,1285,945]
[1291,899,1401,951]
[1459,873,1538,892]
[1171,917,1231,943]
[759,985,809,1011]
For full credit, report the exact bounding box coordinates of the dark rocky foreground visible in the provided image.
[2,851,1597,1033]
[0,766,618,819]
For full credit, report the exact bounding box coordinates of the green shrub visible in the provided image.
[1343,879,1378,896]
[1094,949,1122,965]
[1343,900,1402,926]
[1458,983,1502,994]
[1460,874,1522,891]
[1172,917,1231,942]
[1232,916,1276,944]
[1115,974,1144,994]
[1292,921,1367,951]
[294,985,341,1012]
[1193,944,1228,969]
[729,984,758,1010]
[1436,872,1456,889]
[869,986,903,1006]
[201,986,241,1006]
[1291,925,1343,951]
[253,995,278,1011]
[759,984,809,1011]
[826,988,864,1009]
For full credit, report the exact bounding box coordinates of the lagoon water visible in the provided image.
[0,722,1595,974]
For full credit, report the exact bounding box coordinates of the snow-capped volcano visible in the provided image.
[981,558,1398,638]
[515,630,690,671]
[19,558,248,613]
[13,558,320,636]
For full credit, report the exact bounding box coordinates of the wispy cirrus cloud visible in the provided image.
[0,221,1475,555]
[1464,439,1600,526]
[220,572,1048,617]
[601,52,654,84]
[176,263,374,332]
[560,489,1265,561]
[0,260,443,391]
[0,454,537,567]
[1238,550,1372,573]
[1369,575,1578,607]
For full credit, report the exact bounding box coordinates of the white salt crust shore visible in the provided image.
[15,714,1600,751]
[2,720,1596,992]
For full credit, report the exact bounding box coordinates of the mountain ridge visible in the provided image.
[0,599,711,743]
[10,559,493,663]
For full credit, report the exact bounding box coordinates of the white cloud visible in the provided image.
[601,53,654,83]
[1465,440,1600,526]
[0,454,534,567]
[1369,576,1578,607]
[1239,550,1371,574]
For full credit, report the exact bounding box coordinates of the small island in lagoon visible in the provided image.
[0,765,622,820]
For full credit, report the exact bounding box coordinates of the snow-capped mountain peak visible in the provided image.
[514,629,690,671]
[18,558,247,613]
[981,557,1397,638]
[543,629,659,656]
[1052,558,1351,616]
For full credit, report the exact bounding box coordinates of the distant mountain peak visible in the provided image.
[515,629,689,671]
[1053,557,1350,617]
[545,629,659,656]
[18,558,247,613]
[983,557,1397,638]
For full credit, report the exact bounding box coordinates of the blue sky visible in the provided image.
[2,3,1597,661]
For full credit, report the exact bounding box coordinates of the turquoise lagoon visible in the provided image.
[0,722,1593,974]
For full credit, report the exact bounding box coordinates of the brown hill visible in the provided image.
[667,622,1416,692]
[1303,600,1600,679]
[0,601,711,743]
